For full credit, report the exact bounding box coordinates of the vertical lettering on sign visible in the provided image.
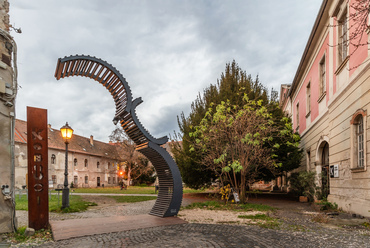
[27,107,49,230]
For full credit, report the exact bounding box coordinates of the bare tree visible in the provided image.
[334,0,370,69]
[109,128,154,187]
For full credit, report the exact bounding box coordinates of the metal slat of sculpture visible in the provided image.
[54,55,182,217]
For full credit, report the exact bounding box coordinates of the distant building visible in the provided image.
[281,0,370,217]
[14,119,121,189]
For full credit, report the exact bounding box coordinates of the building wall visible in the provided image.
[0,0,16,233]
[327,65,370,216]
[14,144,119,189]
[284,0,370,217]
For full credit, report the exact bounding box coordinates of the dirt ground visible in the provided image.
[78,192,369,231]
[80,195,118,209]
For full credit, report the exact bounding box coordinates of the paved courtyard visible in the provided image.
[10,194,370,247]
[37,223,370,248]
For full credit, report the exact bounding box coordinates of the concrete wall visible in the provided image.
[0,0,16,233]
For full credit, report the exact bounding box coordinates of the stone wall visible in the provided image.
[0,0,15,233]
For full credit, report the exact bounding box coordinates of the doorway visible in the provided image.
[321,142,329,198]
[97,177,101,187]
[74,176,78,187]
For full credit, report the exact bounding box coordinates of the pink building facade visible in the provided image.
[281,0,370,217]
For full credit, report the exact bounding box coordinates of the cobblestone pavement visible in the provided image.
[11,194,370,247]
[34,223,370,248]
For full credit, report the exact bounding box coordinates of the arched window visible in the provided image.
[51,154,56,164]
[97,161,100,168]
[351,110,367,170]
[74,158,77,166]
[356,116,364,168]
[84,159,88,167]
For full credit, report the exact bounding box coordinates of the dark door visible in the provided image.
[321,142,329,198]
[97,177,100,187]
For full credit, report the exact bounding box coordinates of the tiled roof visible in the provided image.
[15,119,120,160]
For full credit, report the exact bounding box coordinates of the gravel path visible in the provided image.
[16,194,197,226]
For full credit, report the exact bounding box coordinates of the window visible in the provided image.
[52,175,57,185]
[108,177,111,184]
[350,110,367,171]
[74,176,78,186]
[306,82,311,115]
[84,159,88,167]
[338,10,348,64]
[357,116,364,167]
[319,55,326,97]
[85,176,88,184]
[296,102,299,132]
[51,154,56,164]
[74,158,77,166]
[97,161,100,168]
[113,177,116,184]
[108,162,111,168]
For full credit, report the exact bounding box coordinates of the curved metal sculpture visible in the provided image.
[54,55,183,217]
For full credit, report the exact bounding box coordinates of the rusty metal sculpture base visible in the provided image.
[54,55,183,217]
[27,107,49,230]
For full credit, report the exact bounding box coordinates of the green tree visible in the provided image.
[257,97,303,182]
[172,60,268,188]
[173,61,302,190]
[190,96,280,203]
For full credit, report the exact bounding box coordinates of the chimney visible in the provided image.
[90,135,94,146]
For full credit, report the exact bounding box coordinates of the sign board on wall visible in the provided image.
[329,164,339,178]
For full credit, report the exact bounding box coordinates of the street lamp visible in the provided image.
[60,122,73,209]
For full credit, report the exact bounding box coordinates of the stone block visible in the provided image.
[24,227,35,237]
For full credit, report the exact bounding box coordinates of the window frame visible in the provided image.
[74,158,77,166]
[350,110,367,172]
[51,154,56,164]
[52,175,57,185]
[319,55,326,100]
[306,82,311,117]
[84,159,88,167]
[296,102,300,132]
[338,9,348,64]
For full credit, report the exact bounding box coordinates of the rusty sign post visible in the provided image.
[27,107,49,230]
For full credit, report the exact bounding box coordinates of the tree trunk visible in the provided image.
[127,167,131,188]
[240,171,246,203]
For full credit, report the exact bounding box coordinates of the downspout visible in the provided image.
[10,38,18,232]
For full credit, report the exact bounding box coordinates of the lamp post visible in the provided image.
[60,122,73,209]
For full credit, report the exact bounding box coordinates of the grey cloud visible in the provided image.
[11,0,322,142]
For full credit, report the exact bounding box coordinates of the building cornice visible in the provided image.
[288,0,329,97]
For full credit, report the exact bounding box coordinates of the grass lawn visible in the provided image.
[107,195,157,203]
[183,200,275,212]
[68,186,157,194]
[15,194,96,213]
[51,186,206,195]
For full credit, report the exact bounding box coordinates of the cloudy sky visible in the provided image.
[10,0,322,142]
